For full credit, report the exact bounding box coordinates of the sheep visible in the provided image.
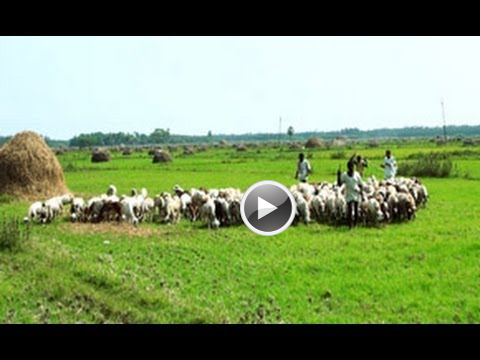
[214,197,230,226]
[120,197,139,226]
[361,197,384,226]
[98,201,123,222]
[229,199,242,225]
[198,195,219,229]
[70,197,86,223]
[161,192,182,224]
[141,197,155,222]
[412,183,428,207]
[190,188,208,221]
[387,193,399,222]
[40,196,65,223]
[333,192,347,226]
[296,183,316,202]
[310,194,326,223]
[397,192,417,221]
[292,190,311,225]
[107,184,117,196]
[24,175,427,229]
[85,196,105,223]
[58,193,74,207]
[24,201,44,224]
[173,185,194,220]
[153,194,165,222]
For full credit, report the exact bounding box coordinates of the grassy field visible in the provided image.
[1,142,480,323]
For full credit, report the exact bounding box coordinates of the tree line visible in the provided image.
[1,125,480,148]
[67,125,480,147]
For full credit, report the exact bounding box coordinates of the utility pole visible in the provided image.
[278,116,282,145]
[441,98,447,142]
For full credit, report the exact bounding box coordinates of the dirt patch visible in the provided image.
[59,222,175,237]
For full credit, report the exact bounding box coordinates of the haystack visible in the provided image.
[148,147,161,156]
[331,139,347,147]
[55,146,67,156]
[183,146,195,155]
[122,147,132,156]
[0,131,69,200]
[167,145,178,153]
[236,144,247,152]
[91,148,111,163]
[152,150,172,163]
[289,142,303,150]
[305,137,324,149]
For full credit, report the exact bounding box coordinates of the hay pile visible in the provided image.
[305,137,324,149]
[167,145,178,153]
[55,146,67,155]
[91,148,111,163]
[148,147,161,156]
[152,150,172,163]
[289,142,303,150]
[183,146,195,155]
[0,131,69,200]
[236,144,247,152]
[331,139,347,147]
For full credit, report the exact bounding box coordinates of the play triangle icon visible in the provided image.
[258,197,278,220]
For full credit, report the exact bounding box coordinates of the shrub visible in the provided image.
[330,150,346,160]
[0,217,30,252]
[367,140,380,148]
[0,194,14,204]
[398,152,453,178]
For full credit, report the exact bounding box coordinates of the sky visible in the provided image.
[1,36,480,140]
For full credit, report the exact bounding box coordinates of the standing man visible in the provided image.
[381,149,397,180]
[337,160,364,229]
[295,153,312,183]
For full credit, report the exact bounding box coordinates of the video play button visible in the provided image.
[258,197,277,220]
[241,180,296,236]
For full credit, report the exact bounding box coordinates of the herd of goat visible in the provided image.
[24,176,428,229]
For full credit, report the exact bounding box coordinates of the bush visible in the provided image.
[367,140,380,148]
[398,152,453,178]
[0,217,30,252]
[0,194,14,204]
[330,150,346,160]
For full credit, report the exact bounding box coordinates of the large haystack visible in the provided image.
[152,150,172,163]
[0,131,69,200]
[305,137,324,149]
[91,148,111,163]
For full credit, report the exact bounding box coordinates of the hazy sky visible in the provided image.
[1,36,480,139]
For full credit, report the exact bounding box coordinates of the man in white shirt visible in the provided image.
[337,160,363,229]
[295,153,312,183]
[381,150,397,180]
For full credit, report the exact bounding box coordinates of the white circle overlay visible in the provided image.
[240,180,296,236]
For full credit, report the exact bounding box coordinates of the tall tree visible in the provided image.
[287,126,294,141]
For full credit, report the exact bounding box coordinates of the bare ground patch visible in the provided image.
[58,222,176,237]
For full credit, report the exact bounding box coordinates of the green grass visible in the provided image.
[1,141,479,323]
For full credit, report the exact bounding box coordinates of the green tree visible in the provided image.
[287,126,294,141]
[149,128,170,144]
